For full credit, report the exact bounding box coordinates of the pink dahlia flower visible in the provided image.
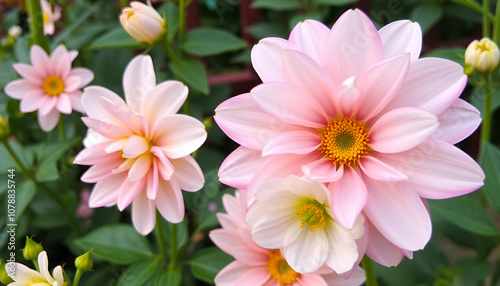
[215,9,484,253]
[4,45,93,131]
[73,55,207,235]
[210,189,366,286]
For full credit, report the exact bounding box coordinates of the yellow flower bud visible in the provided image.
[119,1,166,44]
[75,249,93,272]
[23,236,44,261]
[0,116,9,140]
[465,38,500,72]
[0,260,14,285]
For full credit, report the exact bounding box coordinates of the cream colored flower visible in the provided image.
[120,1,165,44]
[6,251,65,286]
[40,0,61,35]
[465,37,500,72]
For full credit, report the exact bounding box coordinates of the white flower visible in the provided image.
[246,175,364,274]
[6,251,65,286]
[40,0,62,35]
[465,37,500,72]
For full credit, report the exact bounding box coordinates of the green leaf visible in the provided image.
[456,258,492,285]
[155,269,181,286]
[470,87,500,114]
[410,5,443,33]
[247,22,289,40]
[316,0,357,5]
[181,27,246,56]
[190,247,233,283]
[0,141,33,171]
[14,180,36,222]
[428,196,499,236]
[75,224,154,264]
[34,139,78,165]
[162,220,189,254]
[169,57,209,94]
[424,47,466,67]
[158,2,179,42]
[251,0,301,10]
[89,27,142,50]
[479,142,500,212]
[35,161,58,182]
[117,258,162,286]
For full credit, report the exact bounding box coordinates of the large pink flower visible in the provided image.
[73,55,207,235]
[4,45,94,131]
[215,10,484,253]
[210,189,366,286]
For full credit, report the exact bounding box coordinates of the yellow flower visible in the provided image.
[465,38,500,72]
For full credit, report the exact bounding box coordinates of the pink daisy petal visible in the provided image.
[433,99,481,144]
[56,93,72,114]
[50,45,71,78]
[251,82,328,128]
[97,96,146,134]
[170,156,204,192]
[365,219,405,267]
[251,37,288,82]
[378,20,422,60]
[150,146,175,180]
[88,173,127,207]
[363,178,432,251]
[146,160,159,200]
[128,152,152,182]
[81,117,132,139]
[299,273,328,286]
[67,91,84,113]
[122,135,150,159]
[219,147,269,189]
[328,167,367,229]
[334,83,362,118]
[288,19,330,64]
[359,155,408,181]
[155,179,185,223]
[12,63,43,85]
[132,191,156,235]
[235,267,272,286]
[64,75,83,93]
[20,91,45,113]
[263,130,321,156]
[38,108,60,132]
[81,157,122,183]
[39,96,58,116]
[30,45,51,77]
[117,176,146,211]
[74,142,117,165]
[215,261,255,286]
[232,245,269,266]
[68,50,79,62]
[323,9,384,86]
[322,267,366,286]
[302,158,344,183]
[123,55,156,112]
[69,67,94,87]
[82,86,128,120]
[369,107,438,153]
[140,80,188,124]
[209,228,244,254]
[4,79,39,100]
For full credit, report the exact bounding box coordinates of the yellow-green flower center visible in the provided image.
[43,13,49,24]
[42,75,65,97]
[267,250,299,285]
[318,117,369,167]
[295,201,327,232]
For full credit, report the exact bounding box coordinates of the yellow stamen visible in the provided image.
[43,13,49,24]
[295,202,326,232]
[267,250,299,285]
[42,75,65,97]
[318,117,369,167]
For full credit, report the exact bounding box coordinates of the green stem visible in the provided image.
[58,120,66,141]
[33,260,40,272]
[452,0,495,21]
[73,269,83,286]
[361,255,378,286]
[155,212,168,263]
[484,0,491,37]
[169,223,178,272]
[481,73,493,143]
[26,0,50,52]
[493,0,500,42]
[178,0,186,56]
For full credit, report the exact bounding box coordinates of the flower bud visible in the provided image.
[0,116,9,140]
[8,25,22,38]
[0,260,14,284]
[465,38,500,72]
[23,236,44,261]
[119,1,166,44]
[75,249,93,272]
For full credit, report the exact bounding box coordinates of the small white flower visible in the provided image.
[6,251,65,286]
[246,175,364,274]
[8,25,22,38]
[40,0,62,35]
[465,37,500,72]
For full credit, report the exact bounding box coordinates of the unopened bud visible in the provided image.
[8,25,22,38]
[75,249,93,272]
[465,38,500,72]
[0,116,9,140]
[0,260,14,284]
[120,1,166,44]
[23,236,44,261]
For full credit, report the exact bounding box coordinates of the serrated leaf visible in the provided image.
[75,224,154,264]
[428,196,499,236]
[251,0,301,10]
[89,27,142,50]
[169,57,208,94]
[479,142,500,212]
[117,258,162,286]
[181,27,246,56]
[190,247,233,283]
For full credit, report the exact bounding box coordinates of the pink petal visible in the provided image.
[251,37,288,82]
[288,19,330,64]
[154,114,207,159]
[363,178,432,250]
[82,86,128,119]
[74,142,117,165]
[209,228,245,254]
[56,93,72,114]
[324,222,359,274]
[284,228,328,273]
[251,82,328,128]
[383,57,467,115]
[68,91,84,113]
[433,99,481,144]
[359,156,408,181]
[302,158,344,183]
[123,55,156,112]
[263,130,320,156]
[140,80,188,124]
[88,173,127,207]
[38,108,60,132]
[322,267,366,286]
[147,160,159,200]
[122,135,149,159]
[235,266,272,286]
[334,83,362,118]
[232,245,269,266]
[250,212,295,249]
[219,147,268,189]
[128,152,152,182]
[81,117,132,139]
[281,49,336,115]
[150,146,174,180]
[4,79,39,100]
[30,45,50,78]
[20,91,45,113]
[81,156,122,183]
[155,179,185,223]
[365,219,405,267]
[323,9,384,86]
[298,274,328,286]
[50,45,71,78]
[69,67,94,87]
[12,63,43,84]
[378,20,422,60]
[97,96,146,135]
[38,95,57,116]
[328,167,367,229]
[170,155,204,192]
[369,107,438,153]
[68,50,79,62]
[132,191,156,235]
[117,176,146,211]
[355,53,410,121]
[63,75,82,93]
[214,261,256,286]
[214,93,295,150]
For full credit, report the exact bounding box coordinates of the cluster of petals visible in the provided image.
[4,45,94,131]
[120,1,165,44]
[210,189,366,286]
[73,55,207,235]
[41,0,62,35]
[215,9,485,256]
[6,251,65,286]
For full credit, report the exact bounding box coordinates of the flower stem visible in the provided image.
[155,212,168,264]
[361,255,378,286]
[452,0,495,21]
[481,73,493,143]
[493,0,500,42]
[178,0,186,55]
[484,0,491,37]
[169,223,178,272]
[26,0,50,52]
[73,269,83,286]
[33,260,40,272]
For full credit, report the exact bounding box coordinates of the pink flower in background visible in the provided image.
[215,9,484,255]
[73,55,207,235]
[41,0,62,35]
[4,45,93,131]
[77,189,94,219]
[210,189,366,286]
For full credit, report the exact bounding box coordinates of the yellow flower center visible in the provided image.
[295,201,327,232]
[318,117,369,167]
[43,13,49,24]
[42,75,65,97]
[267,250,299,285]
